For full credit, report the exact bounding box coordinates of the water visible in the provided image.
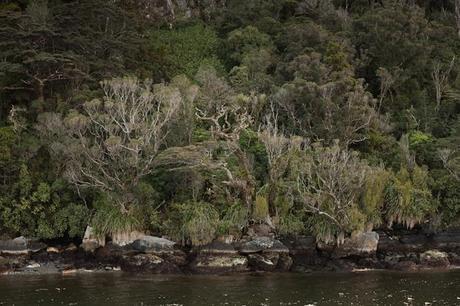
[0,271,459,305]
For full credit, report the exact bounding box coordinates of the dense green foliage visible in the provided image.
[1,0,459,245]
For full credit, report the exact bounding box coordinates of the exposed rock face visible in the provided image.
[2,229,460,274]
[80,226,105,253]
[377,230,460,256]
[282,236,320,268]
[248,254,278,271]
[121,0,226,23]
[420,250,450,267]
[318,232,379,258]
[237,237,292,271]
[192,255,248,273]
[199,240,239,255]
[190,240,248,273]
[432,230,460,250]
[0,237,46,255]
[120,253,182,273]
[93,236,186,273]
[131,236,176,254]
[238,237,289,254]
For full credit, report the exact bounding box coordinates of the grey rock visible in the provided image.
[131,235,176,254]
[0,236,46,255]
[198,240,238,255]
[123,253,164,267]
[277,254,294,271]
[248,253,278,271]
[239,237,289,254]
[191,255,248,273]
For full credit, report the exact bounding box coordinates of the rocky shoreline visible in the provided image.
[1,229,460,276]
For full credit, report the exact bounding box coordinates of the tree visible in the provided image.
[149,23,224,79]
[296,143,373,244]
[438,148,460,181]
[195,69,255,216]
[258,104,294,218]
[0,0,86,108]
[383,134,435,229]
[432,57,455,112]
[273,51,378,147]
[194,66,266,219]
[45,76,182,236]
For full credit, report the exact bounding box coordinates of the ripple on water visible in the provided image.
[0,271,459,305]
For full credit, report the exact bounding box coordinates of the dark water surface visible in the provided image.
[1,271,459,305]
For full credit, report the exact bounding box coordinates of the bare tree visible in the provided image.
[296,143,370,244]
[195,67,259,217]
[432,57,455,112]
[376,67,399,112]
[62,76,182,215]
[438,148,460,181]
[258,102,296,218]
[196,102,256,214]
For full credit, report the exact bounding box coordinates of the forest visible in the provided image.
[0,0,459,247]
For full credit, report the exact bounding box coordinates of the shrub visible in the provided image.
[253,195,269,222]
[164,201,220,246]
[384,166,435,229]
[218,202,249,236]
[0,165,89,239]
[150,23,224,78]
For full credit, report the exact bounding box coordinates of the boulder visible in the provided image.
[198,240,238,255]
[0,236,46,255]
[282,236,320,268]
[131,236,176,254]
[318,232,379,258]
[81,226,105,253]
[123,253,163,266]
[282,236,316,255]
[190,239,248,273]
[191,255,248,273]
[278,254,294,271]
[120,253,183,273]
[420,250,450,267]
[248,253,278,271]
[238,237,289,255]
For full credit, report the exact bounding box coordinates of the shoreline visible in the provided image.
[2,265,460,277]
[2,229,460,277]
